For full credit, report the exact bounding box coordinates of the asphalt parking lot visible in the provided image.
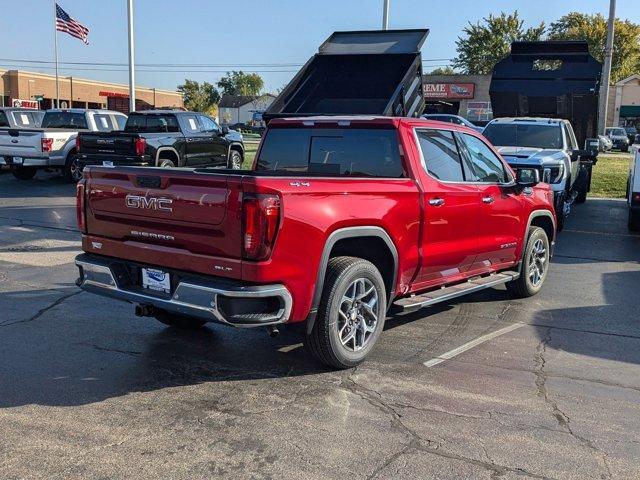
[1,170,639,480]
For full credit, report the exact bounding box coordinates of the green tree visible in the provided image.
[177,79,220,113]
[217,71,264,96]
[549,13,640,84]
[427,66,457,75]
[452,11,545,74]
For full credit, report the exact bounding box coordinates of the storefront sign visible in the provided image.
[99,90,129,98]
[11,99,39,109]
[424,83,475,100]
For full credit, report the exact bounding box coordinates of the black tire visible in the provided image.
[63,152,82,183]
[12,166,37,180]
[154,311,207,329]
[158,158,176,168]
[629,210,640,232]
[554,192,566,232]
[305,256,387,369]
[229,149,243,169]
[574,165,588,204]
[506,227,550,298]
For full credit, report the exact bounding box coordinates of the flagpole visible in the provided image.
[53,0,59,108]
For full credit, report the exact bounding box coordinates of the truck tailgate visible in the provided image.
[0,129,43,157]
[84,167,242,274]
[80,132,137,156]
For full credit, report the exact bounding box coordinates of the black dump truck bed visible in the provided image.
[264,29,429,122]
[490,41,602,147]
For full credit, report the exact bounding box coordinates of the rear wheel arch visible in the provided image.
[156,147,180,167]
[305,226,398,334]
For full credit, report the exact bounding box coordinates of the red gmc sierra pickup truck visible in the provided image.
[75,116,556,368]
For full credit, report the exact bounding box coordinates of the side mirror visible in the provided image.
[220,124,230,135]
[516,167,540,187]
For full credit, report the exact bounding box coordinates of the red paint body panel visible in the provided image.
[79,117,555,324]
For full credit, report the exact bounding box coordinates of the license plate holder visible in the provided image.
[13,156,23,164]
[141,268,171,293]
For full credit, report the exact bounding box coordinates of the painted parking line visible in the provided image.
[423,322,525,368]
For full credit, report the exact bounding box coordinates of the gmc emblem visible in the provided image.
[125,194,173,212]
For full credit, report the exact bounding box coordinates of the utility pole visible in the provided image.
[127,0,136,113]
[598,0,616,134]
[382,0,389,30]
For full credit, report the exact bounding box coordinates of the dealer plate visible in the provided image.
[141,268,171,293]
[13,157,23,164]
[102,160,114,167]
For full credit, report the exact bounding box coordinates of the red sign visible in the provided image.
[423,83,475,100]
[11,99,40,109]
[99,90,129,98]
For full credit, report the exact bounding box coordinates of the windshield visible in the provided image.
[606,128,626,136]
[483,123,563,149]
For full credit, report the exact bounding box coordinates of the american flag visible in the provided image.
[55,3,90,45]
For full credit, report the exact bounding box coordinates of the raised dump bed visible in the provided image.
[263,29,429,122]
[490,41,602,147]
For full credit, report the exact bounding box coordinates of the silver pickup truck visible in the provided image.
[0,108,127,181]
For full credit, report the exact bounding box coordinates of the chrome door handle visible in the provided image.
[429,198,445,207]
[482,196,494,204]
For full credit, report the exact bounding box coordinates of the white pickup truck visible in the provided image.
[0,108,127,181]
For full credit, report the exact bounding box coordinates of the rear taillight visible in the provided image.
[135,137,146,157]
[76,181,87,233]
[632,192,640,206]
[75,135,81,153]
[41,137,53,152]
[242,195,280,260]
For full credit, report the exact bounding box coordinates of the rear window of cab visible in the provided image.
[256,128,404,178]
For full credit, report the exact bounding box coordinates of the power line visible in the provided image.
[0,57,455,68]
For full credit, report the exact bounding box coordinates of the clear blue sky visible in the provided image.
[2,0,638,93]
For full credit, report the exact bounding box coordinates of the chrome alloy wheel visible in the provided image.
[337,278,379,351]
[70,157,83,181]
[528,238,547,287]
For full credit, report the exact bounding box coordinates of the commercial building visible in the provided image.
[0,69,183,113]
[611,75,640,129]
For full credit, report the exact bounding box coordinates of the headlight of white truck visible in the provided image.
[543,164,565,184]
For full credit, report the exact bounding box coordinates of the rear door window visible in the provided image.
[415,129,465,182]
[0,111,10,127]
[41,112,88,129]
[181,114,202,133]
[256,128,403,177]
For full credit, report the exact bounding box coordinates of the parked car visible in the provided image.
[77,110,244,175]
[422,114,484,133]
[624,126,638,144]
[598,134,613,152]
[483,117,592,230]
[605,127,630,152]
[74,116,556,369]
[634,134,640,145]
[0,108,127,181]
[628,146,640,231]
[0,107,45,129]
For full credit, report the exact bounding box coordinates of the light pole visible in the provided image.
[598,0,616,134]
[127,0,136,112]
[382,0,389,30]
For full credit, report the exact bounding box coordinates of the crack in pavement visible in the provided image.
[76,343,142,357]
[343,368,553,480]
[0,290,82,327]
[534,327,613,479]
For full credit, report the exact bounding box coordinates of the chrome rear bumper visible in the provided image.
[75,254,292,328]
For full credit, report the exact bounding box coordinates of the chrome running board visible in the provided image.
[393,271,519,312]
